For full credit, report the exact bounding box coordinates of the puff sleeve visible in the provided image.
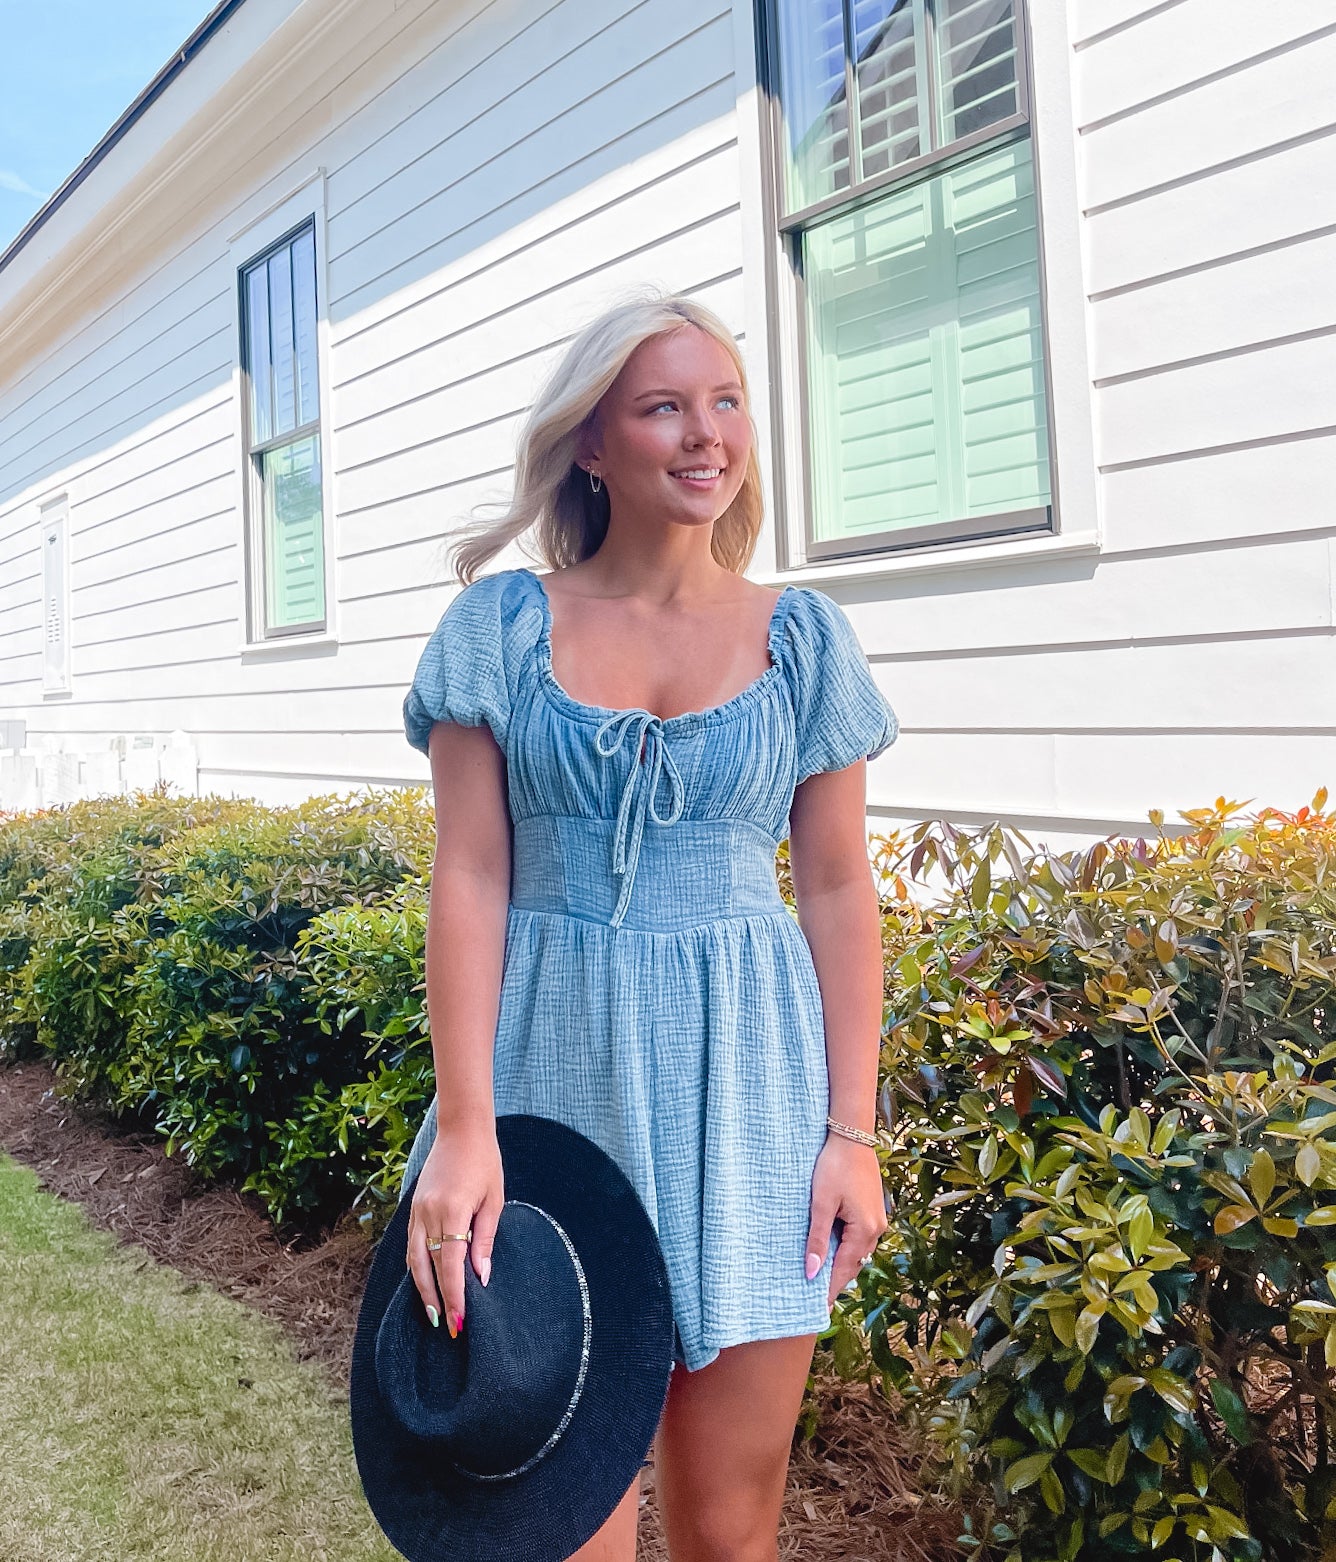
[783,587,899,784]
[402,571,519,756]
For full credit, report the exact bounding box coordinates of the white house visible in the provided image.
[1,0,1332,847]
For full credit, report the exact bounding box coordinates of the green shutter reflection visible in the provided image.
[803,134,1050,542]
[262,434,325,628]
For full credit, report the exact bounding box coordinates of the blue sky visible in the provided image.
[0,1,217,252]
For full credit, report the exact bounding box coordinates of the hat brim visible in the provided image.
[350,1113,675,1562]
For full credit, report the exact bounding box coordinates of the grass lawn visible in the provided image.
[0,1152,398,1562]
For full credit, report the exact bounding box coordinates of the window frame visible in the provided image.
[756,0,1064,567]
[228,172,337,654]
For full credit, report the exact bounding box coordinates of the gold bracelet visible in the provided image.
[826,1114,877,1148]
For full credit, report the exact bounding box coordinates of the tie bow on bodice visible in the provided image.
[592,709,686,928]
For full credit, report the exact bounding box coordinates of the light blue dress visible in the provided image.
[399,566,899,1371]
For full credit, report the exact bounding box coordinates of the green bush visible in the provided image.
[833,794,1336,1561]
[0,790,248,1057]
[0,785,437,1226]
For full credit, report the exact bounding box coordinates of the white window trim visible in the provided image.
[735,0,1101,586]
[227,169,339,655]
[39,493,72,697]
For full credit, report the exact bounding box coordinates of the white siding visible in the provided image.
[0,0,744,803]
[2,0,1333,842]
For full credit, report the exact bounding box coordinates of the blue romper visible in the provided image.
[399,566,899,1371]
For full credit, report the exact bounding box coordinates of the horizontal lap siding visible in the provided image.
[0,0,744,799]
[873,2,1336,835]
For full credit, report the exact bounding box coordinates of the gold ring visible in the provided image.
[426,1231,472,1250]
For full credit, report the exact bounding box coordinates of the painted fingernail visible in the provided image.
[805,1253,821,1280]
[447,1312,458,1339]
[480,1256,491,1287]
[426,1305,439,1328]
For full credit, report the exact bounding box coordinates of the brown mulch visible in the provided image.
[0,1058,962,1560]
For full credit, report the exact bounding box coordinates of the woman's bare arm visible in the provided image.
[404,718,511,1335]
[787,759,889,1305]
[787,760,884,1135]
[424,718,512,1132]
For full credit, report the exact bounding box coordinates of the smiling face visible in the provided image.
[580,324,752,531]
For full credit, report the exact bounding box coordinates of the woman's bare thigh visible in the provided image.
[565,1332,819,1562]
[565,1472,641,1562]
[654,1332,820,1561]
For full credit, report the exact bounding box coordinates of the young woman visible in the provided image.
[398,292,899,1561]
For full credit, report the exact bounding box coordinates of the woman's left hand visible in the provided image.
[805,1133,889,1309]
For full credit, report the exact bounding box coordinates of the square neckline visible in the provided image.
[518,566,796,730]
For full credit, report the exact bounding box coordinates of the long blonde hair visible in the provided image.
[446,290,766,585]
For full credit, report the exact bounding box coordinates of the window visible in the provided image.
[238,219,327,637]
[764,0,1053,560]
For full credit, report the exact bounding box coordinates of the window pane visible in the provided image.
[268,246,297,439]
[853,0,926,179]
[244,263,272,445]
[776,0,851,209]
[291,226,319,428]
[802,134,1049,543]
[935,0,1019,145]
[260,434,325,629]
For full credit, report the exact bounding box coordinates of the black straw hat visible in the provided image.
[350,1113,675,1562]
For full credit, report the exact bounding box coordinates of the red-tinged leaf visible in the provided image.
[950,944,986,978]
[1214,1204,1257,1235]
[1013,1068,1034,1117]
[1029,1054,1067,1099]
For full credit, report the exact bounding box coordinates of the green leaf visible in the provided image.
[1076,1301,1105,1355]
[1106,1432,1130,1485]
[1040,1464,1066,1514]
[1151,1109,1181,1156]
[1202,1505,1252,1542]
[978,1135,999,1179]
[1249,1148,1276,1209]
[1004,1451,1054,1493]
[1066,1447,1109,1482]
[1209,1380,1253,1445]
[1049,1306,1077,1349]
[1296,1143,1321,1187]
[1146,1369,1195,1416]
[1128,1206,1154,1261]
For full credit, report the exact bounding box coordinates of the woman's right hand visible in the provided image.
[406,1120,504,1336]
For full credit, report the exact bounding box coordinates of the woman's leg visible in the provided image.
[566,1473,641,1561]
[653,1332,820,1562]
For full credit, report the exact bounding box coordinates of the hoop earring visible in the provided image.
[588,470,602,494]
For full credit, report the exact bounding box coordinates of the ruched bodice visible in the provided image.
[399,566,899,1371]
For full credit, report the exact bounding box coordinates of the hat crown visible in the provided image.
[374,1200,590,1479]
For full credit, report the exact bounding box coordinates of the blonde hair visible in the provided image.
[446,290,766,585]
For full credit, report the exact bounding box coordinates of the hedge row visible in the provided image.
[0,784,437,1225]
[4,782,1334,1557]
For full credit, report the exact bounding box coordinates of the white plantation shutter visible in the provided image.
[804,136,1049,539]
[40,498,70,694]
